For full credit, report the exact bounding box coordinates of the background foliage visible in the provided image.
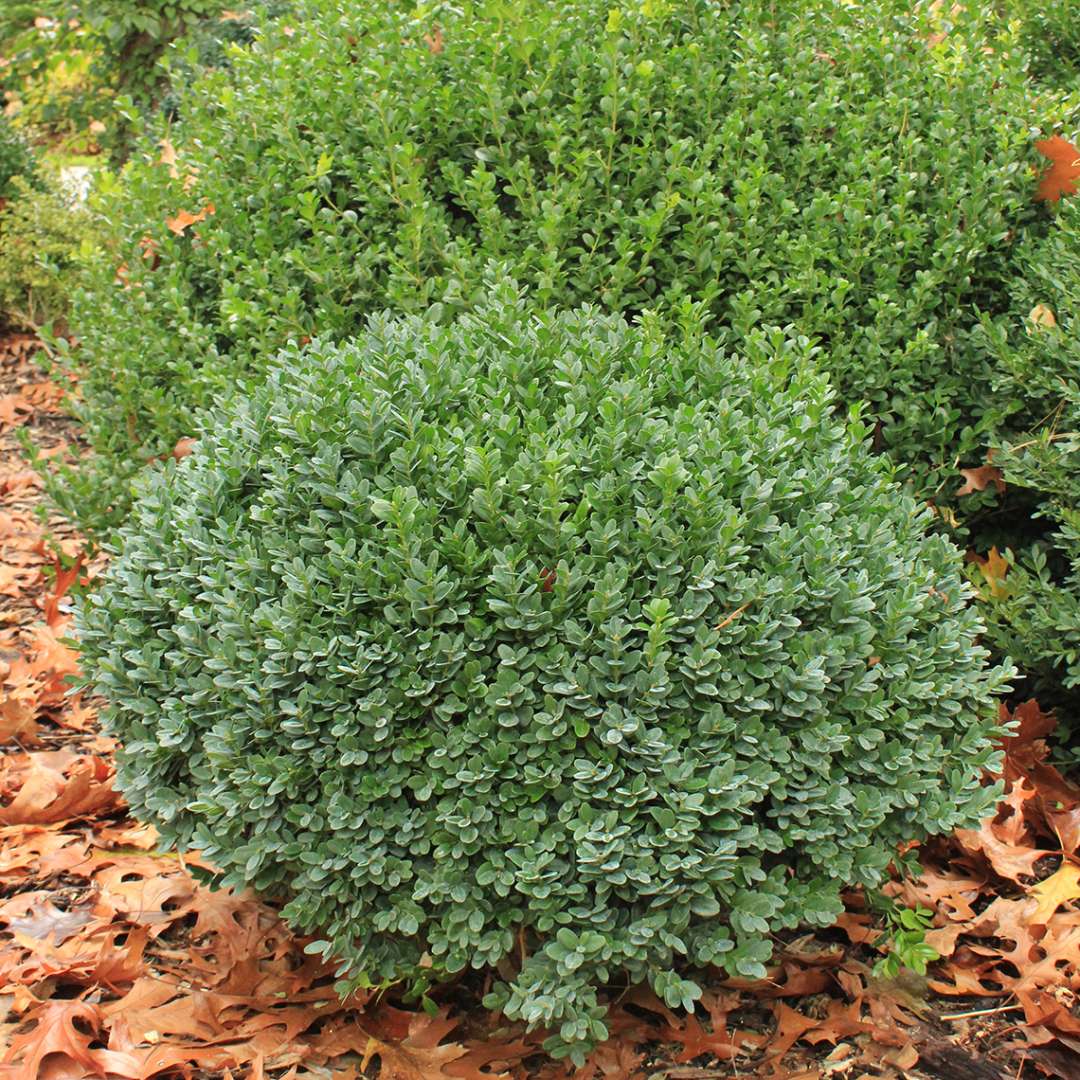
[0,1,283,157]
[0,113,38,203]
[979,200,1080,714]
[0,171,100,330]
[53,0,1073,535]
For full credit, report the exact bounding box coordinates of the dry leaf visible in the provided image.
[172,437,197,460]
[1,1000,127,1080]
[424,26,444,54]
[1035,136,1080,203]
[0,755,120,826]
[1029,303,1057,330]
[975,546,1009,600]
[158,138,179,179]
[2,898,97,944]
[954,816,1047,882]
[1029,863,1080,925]
[165,202,216,236]
[957,464,1005,497]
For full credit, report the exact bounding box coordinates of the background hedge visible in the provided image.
[980,199,1080,713]
[56,0,1068,535]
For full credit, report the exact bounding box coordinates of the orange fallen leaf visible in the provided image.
[423,26,444,54]
[1035,135,1080,203]
[954,816,1047,882]
[956,464,1005,497]
[0,999,134,1080]
[1028,303,1057,330]
[43,555,85,629]
[0,685,41,744]
[158,137,179,179]
[974,546,1009,601]
[0,755,121,826]
[172,437,197,460]
[165,202,215,236]
[356,1012,470,1080]
[1028,863,1080,925]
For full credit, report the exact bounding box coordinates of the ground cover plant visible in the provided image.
[77,291,1011,1058]
[53,0,1071,535]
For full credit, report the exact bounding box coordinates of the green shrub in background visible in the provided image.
[79,291,1009,1058]
[0,173,100,330]
[0,1,281,159]
[0,115,38,203]
[980,200,1080,711]
[1009,0,1080,89]
[158,2,293,125]
[55,0,1059,535]
[73,0,229,91]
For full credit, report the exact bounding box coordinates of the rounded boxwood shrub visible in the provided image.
[57,0,1063,534]
[79,292,1008,1056]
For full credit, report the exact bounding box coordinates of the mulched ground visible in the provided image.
[1,332,1078,1080]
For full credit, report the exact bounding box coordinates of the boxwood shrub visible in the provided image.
[57,0,1060,534]
[979,199,1080,711]
[1010,0,1080,89]
[79,293,1009,1056]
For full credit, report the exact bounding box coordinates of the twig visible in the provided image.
[715,597,757,631]
[1005,430,1078,454]
[939,1003,1021,1021]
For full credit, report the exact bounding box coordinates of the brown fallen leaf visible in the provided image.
[0,999,137,1080]
[0,681,41,745]
[957,464,1005,497]
[42,555,85,629]
[0,826,90,882]
[159,137,179,179]
[0,755,121,826]
[165,202,215,236]
[954,817,1046,883]
[1049,805,1080,855]
[1,897,97,944]
[92,857,197,927]
[1028,863,1080,925]
[423,26,444,53]
[976,546,1009,600]
[1035,136,1080,203]
[360,1012,471,1080]
[1029,303,1058,330]
[172,436,197,460]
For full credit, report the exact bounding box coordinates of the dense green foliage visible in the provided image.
[980,201,1080,710]
[0,115,38,203]
[57,0,1061,534]
[0,173,100,329]
[1011,0,1080,89]
[79,294,1008,1056]
[0,1,280,157]
[158,3,291,125]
